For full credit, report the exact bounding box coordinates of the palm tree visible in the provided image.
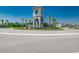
[5,20,9,27]
[0,19,5,27]
[21,18,24,27]
[48,16,52,27]
[1,19,4,25]
[5,20,9,24]
[21,18,24,24]
[28,19,32,29]
[29,19,32,26]
[25,19,28,28]
[52,18,57,28]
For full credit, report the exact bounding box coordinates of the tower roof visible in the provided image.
[33,6,44,10]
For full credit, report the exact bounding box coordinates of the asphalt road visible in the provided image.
[0,28,79,53]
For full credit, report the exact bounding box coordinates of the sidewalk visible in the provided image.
[0,28,79,35]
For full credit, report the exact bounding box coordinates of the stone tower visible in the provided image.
[33,6,44,28]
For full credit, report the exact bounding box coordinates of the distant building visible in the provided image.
[0,20,2,24]
[56,23,62,28]
[33,6,44,28]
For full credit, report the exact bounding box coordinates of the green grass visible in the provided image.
[12,27,28,30]
[12,27,64,31]
[33,27,64,30]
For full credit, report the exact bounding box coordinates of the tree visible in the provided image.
[48,16,52,27]
[52,18,57,28]
[43,22,48,27]
[29,20,32,25]
[21,18,25,27]
[5,20,9,27]
[1,19,4,25]
[28,19,32,29]
[25,19,28,27]
[0,19,5,27]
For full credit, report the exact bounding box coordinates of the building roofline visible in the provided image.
[32,6,44,10]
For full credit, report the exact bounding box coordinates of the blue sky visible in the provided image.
[0,6,79,24]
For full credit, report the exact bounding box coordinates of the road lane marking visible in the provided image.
[0,32,79,36]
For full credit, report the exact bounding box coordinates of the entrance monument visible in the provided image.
[33,6,44,28]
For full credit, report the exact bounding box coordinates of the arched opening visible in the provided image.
[35,19,39,27]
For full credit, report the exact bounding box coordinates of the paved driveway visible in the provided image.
[0,28,79,53]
